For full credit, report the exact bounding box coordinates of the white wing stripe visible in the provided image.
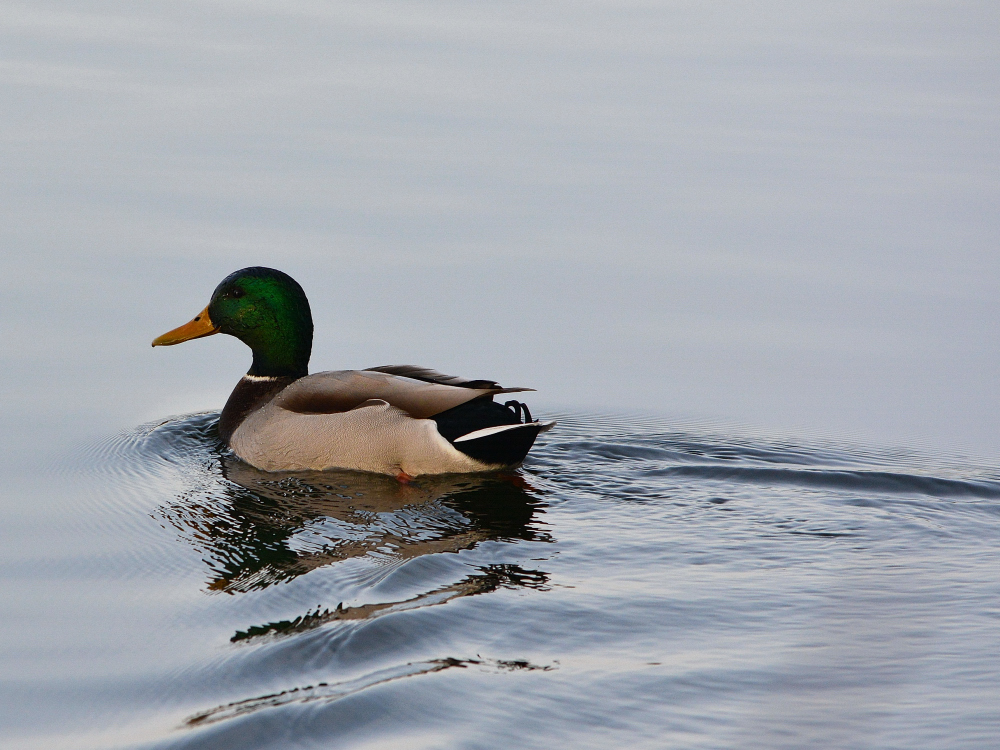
[453,421,555,443]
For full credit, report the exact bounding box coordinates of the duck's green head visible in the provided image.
[152,267,313,378]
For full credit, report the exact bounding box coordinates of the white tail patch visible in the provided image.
[454,421,556,443]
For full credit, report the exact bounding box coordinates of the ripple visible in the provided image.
[643,465,1000,499]
[232,563,550,642]
[184,656,555,729]
[15,410,1000,749]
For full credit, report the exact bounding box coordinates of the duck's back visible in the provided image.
[226,369,552,475]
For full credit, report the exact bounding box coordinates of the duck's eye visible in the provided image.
[230,288,244,299]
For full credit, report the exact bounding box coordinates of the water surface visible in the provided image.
[3,412,999,748]
[2,0,999,454]
[2,3,999,746]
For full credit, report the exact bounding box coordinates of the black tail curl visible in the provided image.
[432,397,542,466]
[504,400,532,424]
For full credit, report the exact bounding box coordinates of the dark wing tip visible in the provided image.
[366,364,505,390]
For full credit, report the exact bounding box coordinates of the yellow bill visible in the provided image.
[151,306,220,346]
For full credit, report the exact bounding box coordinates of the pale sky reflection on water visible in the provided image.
[1,1,998,462]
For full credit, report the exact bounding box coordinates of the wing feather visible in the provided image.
[274,370,508,419]
[365,364,532,394]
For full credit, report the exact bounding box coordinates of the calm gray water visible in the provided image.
[2,0,999,456]
[3,411,1000,748]
[2,2,1000,747]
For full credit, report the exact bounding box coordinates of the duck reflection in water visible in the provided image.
[158,451,551,639]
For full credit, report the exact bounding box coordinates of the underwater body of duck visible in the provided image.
[152,267,554,477]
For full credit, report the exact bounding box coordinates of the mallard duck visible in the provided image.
[152,267,553,477]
